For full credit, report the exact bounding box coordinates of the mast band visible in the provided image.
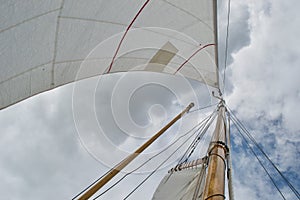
[204,193,226,200]
[209,153,226,166]
[208,141,229,155]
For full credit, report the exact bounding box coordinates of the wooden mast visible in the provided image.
[77,103,194,200]
[203,102,227,200]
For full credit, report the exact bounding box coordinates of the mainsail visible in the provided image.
[0,0,219,110]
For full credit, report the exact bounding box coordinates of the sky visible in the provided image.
[0,0,300,200]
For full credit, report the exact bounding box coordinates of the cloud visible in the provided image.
[227,0,300,132]
[226,0,300,198]
[0,85,102,199]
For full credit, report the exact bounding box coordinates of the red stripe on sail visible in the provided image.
[174,43,215,74]
[106,0,151,73]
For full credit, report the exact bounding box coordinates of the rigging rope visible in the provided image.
[189,103,218,114]
[230,115,286,200]
[226,106,300,199]
[176,109,217,164]
[226,111,234,200]
[122,111,217,199]
[182,112,217,163]
[163,110,217,184]
[92,110,216,199]
[72,163,120,199]
[222,0,231,94]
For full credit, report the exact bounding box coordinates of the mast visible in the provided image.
[77,103,194,200]
[203,102,227,200]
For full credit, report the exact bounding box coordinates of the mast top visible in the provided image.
[212,91,226,107]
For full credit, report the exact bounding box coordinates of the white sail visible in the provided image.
[0,0,218,110]
[152,163,206,200]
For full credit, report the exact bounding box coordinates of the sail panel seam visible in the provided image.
[0,61,52,85]
[0,8,61,34]
[59,16,129,27]
[51,0,65,87]
[161,0,213,31]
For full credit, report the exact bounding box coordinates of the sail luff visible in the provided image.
[212,0,220,93]
[203,104,227,200]
[192,162,207,200]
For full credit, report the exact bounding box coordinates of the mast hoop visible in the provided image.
[204,193,226,200]
[208,153,226,166]
[208,141,229,155]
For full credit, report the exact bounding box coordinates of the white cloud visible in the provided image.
[227,0,300,132]
[225,0,300,198]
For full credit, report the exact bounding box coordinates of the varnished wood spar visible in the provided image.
[203,105,227,200]
[78,103,194,200]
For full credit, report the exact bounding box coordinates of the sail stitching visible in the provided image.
[0,61,52,85]
[161,0,213,31]
[0,8,61,34]
[59,16,129,27]
[51,0,65,87]
[57,16,199,47]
